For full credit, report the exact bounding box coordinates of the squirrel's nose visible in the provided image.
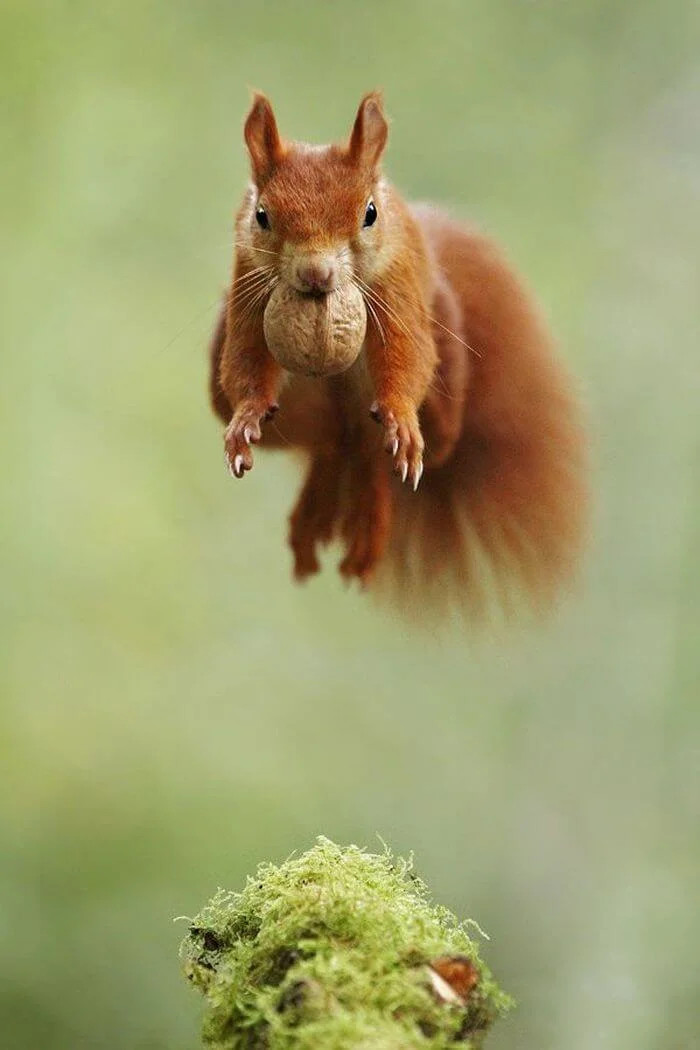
[295,256,337,295]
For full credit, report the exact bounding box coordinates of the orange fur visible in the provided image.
[210,94,588,621]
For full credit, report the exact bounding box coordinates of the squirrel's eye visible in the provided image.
[255,204,269,230]
[363,199,377,228]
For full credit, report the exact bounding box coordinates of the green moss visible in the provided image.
[180,838,512,1050]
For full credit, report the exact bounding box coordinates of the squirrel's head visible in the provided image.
[237,92,390,294]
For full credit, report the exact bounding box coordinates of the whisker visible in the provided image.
[427,374,463,403]
[352,273,416,342]
[228,273,276,308]
[231,242,280,257]
[365,299,386,347]
[353,272,463,403]
[269,418,292,445]
[429,316,481,359]
[230,264,275,286]
[234,283,270,316]
[228,290,268,325]
[156,296,224,357]
[231,264,274,287]
[235,276,278,325]
[352,269,481,358]
[352,279,386,347]
[228,288,270,315]
[229,280,272,305]
[349,275,380,338]
[153,269,276,361]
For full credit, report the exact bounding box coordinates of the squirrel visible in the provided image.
[209,92,588,621]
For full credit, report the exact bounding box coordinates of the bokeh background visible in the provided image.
[2,1,699,1048]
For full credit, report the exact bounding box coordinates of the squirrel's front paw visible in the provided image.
[370,401,424,491]
[224,400,278,478]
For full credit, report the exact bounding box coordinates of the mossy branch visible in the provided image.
[180,837,512,1050]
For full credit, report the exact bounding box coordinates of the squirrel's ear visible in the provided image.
[244,93,284,184]
[348,92,388,170]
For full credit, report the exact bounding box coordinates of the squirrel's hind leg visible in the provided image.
[289,450,392,588]
[338,461,392,586]
[289,454,344,581]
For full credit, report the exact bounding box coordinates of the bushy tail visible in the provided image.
[373,228,588,623]
[374,399,587,623]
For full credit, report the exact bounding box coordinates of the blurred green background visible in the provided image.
[2,1,699,1048]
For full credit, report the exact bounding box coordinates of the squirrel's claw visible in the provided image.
[224,400,276,478]
[370,402,424,491]
[226,452,246,479]
[399,445,424,491]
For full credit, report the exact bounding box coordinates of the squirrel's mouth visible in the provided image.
[289,277,335,298]
[299,288,331,300]
[290,283,335,300]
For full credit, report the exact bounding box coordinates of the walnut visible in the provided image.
[263,280,367,377]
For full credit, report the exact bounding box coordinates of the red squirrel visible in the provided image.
[209,92,588,619]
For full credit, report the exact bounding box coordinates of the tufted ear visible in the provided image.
[244,93,285,184]
[347,92,388,170]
